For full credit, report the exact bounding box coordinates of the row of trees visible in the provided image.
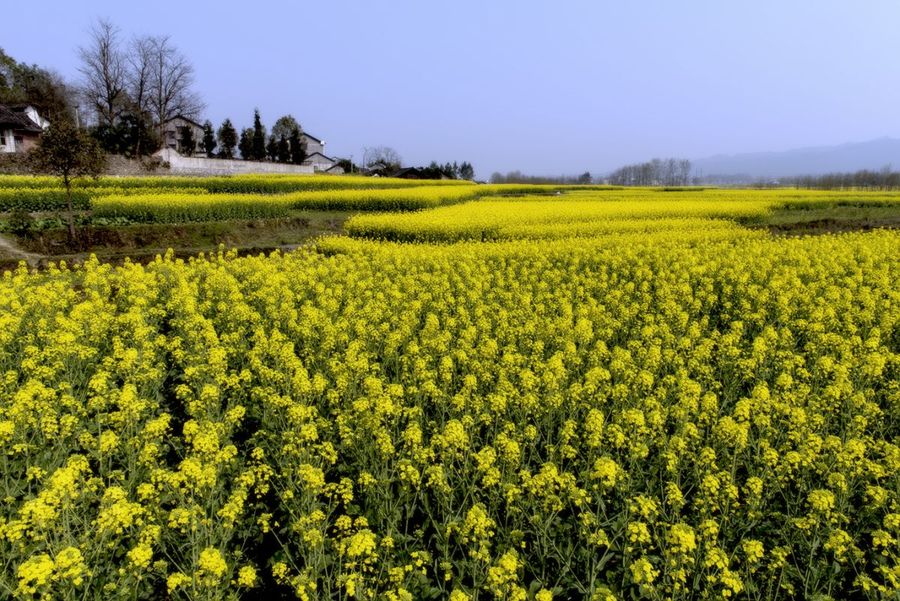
[489,171,592,184]
[607,158,693,186]
[783,167,900,190]
[78,19,202,156]
[177,111,311,164]
[420,161,475,180]
[359,149,475,179]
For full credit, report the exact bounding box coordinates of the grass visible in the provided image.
[742,204,900,234]
[4,210,351,268]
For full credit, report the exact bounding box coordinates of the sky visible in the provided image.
[4,0,900,178]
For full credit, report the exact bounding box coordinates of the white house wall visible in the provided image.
[301,137,325,156]
[23,107,49,129]
[0,128,14,153]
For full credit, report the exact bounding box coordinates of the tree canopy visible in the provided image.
[272,115,301,141]
[0,47,71,119]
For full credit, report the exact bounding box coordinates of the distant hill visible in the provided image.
[692,137,900,180]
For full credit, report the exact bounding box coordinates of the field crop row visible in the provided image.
[0,179,628,222]
[345,189,900,241]
[0,187,210,213]
[90,186,485,222]
[345,197,772,242]
[0,174,473,194]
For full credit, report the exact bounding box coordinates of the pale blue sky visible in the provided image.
[4,0,900,177]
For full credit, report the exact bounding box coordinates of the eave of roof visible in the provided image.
[304,152,335,161]
[0,105,42,132]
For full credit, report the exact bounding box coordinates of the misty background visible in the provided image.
[4,0,900,178]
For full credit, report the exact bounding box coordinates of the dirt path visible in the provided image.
[0,234,44,267]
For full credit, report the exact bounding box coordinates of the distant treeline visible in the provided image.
[490,170,593,185]
[607,158,692,186]
[784,168,900,190]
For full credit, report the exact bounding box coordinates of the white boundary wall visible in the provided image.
[156,148,315,175]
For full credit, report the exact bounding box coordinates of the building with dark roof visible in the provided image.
[302,151,341,172]
[0,104,48,153]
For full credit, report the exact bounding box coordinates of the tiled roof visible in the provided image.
[304,151,335,162]
[0,105,42,132]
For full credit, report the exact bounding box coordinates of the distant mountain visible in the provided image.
[692,137,900,180]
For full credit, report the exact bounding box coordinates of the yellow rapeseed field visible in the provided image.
[0,183,898,600]
[91,185,486,221]
[345,188,900,241]
[89,184,622,221]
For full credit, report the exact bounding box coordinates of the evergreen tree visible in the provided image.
[277,135,291,163]
[459,161,475,180]
[425,161,442,179]
[266,134,278,161]
[178,125,196,155]
[289,128,306,164]
[335,158,354,173]
[238,127,254,160]
[251,109,266,160]
[202,120,217,157]
[217,118,237,158]
[90,112,158,157]
[121,113,158,157]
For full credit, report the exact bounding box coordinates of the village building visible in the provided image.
[297,133,342,172]
[0,104,49,153]
[155,116,345,173]
[299,132,325,156]
[160,115,205,155]
[303,151,340,172]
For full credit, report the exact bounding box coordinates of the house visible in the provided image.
[392,167,427,179]
[297,132,345,172]
[302,151,340,172]
[161,115,204,155]
[299,132,325,156]
[0,104,49,153]
[391,166,453,180]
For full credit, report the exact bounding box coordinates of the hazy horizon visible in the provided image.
[4,0,900,178]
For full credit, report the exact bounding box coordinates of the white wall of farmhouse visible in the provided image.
[301,135,325,156]
[0,128,14,153]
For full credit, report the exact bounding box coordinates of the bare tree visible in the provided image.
[146,36,203,139]
[678,159,692,185]
[126,35,154,115]
[124,35,156,156]
[364,146,402,172]
[608,157,692,186]
[78,18,127,127]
